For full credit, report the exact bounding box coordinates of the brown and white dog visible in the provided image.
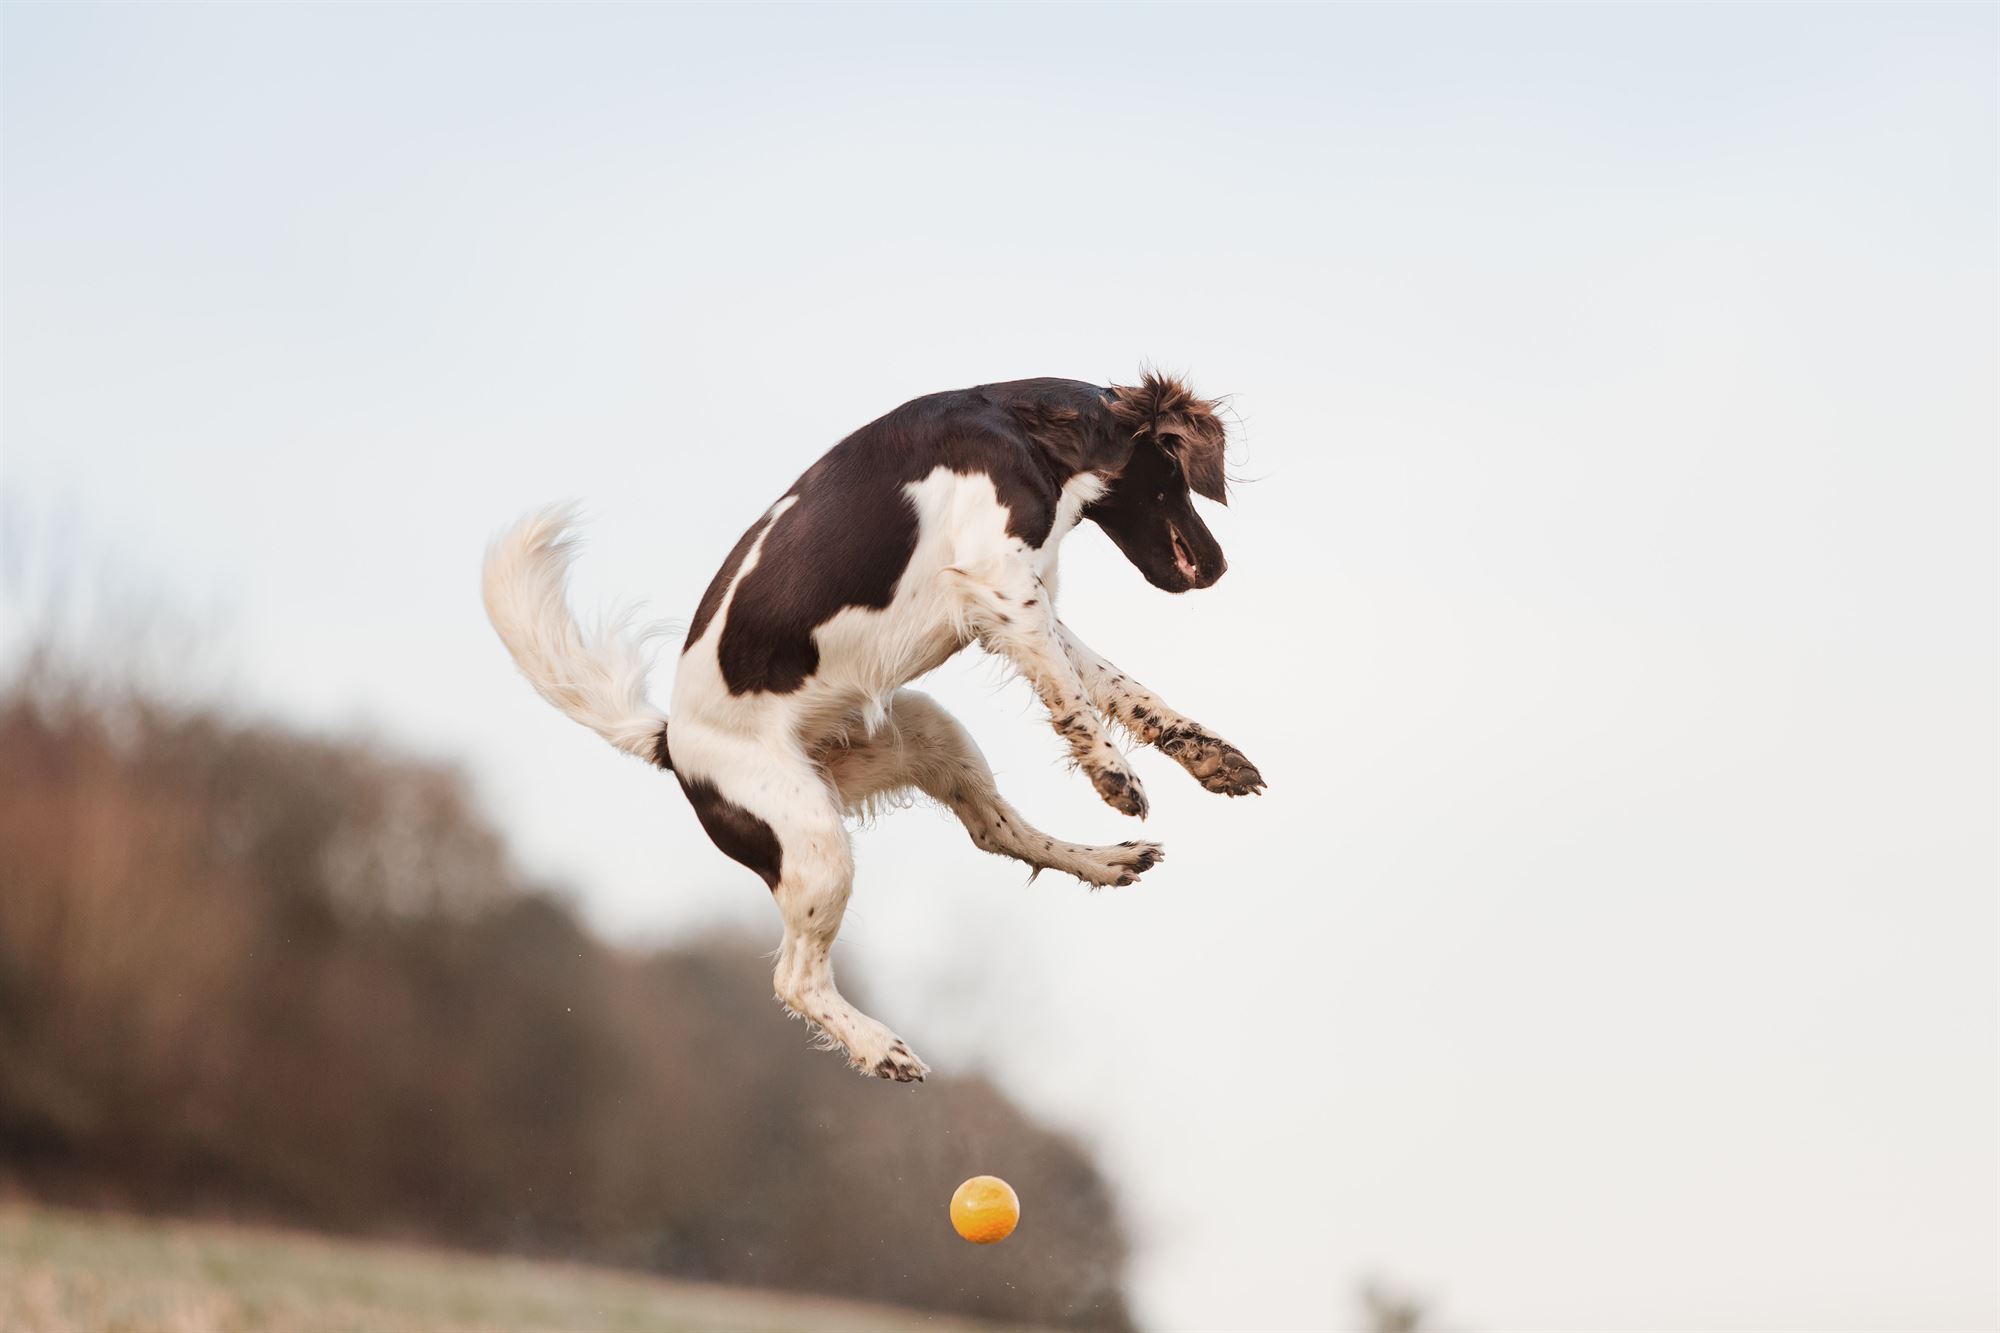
[483,372,1264,1080]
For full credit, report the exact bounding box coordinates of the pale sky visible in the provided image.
[3,3,1995,1329]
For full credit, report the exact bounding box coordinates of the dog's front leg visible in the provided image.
[951,566,1148,818]
[1057,622,1266,797]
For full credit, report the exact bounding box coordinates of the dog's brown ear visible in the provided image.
[1109,371,1229,504]
[1175,425,1229,505]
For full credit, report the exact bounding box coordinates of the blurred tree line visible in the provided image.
[0,669,1132,1329]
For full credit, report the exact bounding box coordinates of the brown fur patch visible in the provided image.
[1108,371,1230,504]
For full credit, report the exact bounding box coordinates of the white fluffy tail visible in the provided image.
[482,505,668,766]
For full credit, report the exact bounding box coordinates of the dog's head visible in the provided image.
[1092,372,1230,593]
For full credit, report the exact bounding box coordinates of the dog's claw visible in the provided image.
[869,1042,928,1082]
[1056,838,1163,888]
[1159,725,1266,797]
[1089,763,1149,818]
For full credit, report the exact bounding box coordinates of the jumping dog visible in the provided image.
[483,372,1264,1081]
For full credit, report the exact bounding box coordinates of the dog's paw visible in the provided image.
[864,1037,929,1083]
[1088,760,1149,818]
[1058,839,1165,888]
[1158,725,1266,797]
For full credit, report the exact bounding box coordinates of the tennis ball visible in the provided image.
[949,1175,1020,1244]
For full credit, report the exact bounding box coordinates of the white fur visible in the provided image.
[482,504,664,763]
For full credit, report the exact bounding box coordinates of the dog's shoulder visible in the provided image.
[796,379,1116,537]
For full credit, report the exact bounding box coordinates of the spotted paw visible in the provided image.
[1057,839,1165,888]
[1088,761,1149,818]
[1158,725,1266,797]
[866,1039,929,1083]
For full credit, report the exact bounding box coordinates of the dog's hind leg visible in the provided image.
[672,724,927,1081]
[824,691,1165,888]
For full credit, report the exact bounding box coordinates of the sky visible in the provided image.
[3,2,1996,1329]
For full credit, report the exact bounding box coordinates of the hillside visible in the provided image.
[0,683,1130,1329]
[0,1205,1040,1333]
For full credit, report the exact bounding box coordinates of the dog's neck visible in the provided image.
[1047,472,1108,550]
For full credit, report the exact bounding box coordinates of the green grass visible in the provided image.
[0,1205,1027,1333]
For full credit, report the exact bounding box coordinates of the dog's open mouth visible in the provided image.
[1170,526,1199,583]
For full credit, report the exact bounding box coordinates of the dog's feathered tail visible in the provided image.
[482,504,671,769]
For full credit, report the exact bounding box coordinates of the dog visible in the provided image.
[483,372,1264,1081]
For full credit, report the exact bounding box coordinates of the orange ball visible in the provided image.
[949,1175,1020,1244]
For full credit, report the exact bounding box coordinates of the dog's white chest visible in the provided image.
[1033,471,1105,579]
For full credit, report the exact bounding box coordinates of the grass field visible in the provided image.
[0,1206,1028,1333]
